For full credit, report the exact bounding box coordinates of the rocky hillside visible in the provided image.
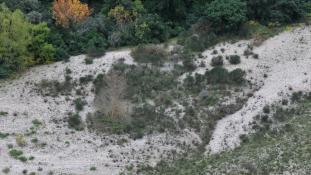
[0,25,311,175]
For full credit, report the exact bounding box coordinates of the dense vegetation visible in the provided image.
[0,0,311,78]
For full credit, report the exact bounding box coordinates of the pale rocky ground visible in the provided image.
[0,50,201,174]
[0,26,311,174]
[206,26,311,153]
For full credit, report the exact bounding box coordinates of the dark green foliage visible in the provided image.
[184,34,205,52]
[134,14,170,44]
[74,98,86,111]
[37,77,73,97]
[229,68,246,84]
[206,67,245,84]
[206,67,229,84]
[68,113,84,131]
[0,132,9,139]
[206,0,247,33]
[124,66,177,100]
[211,56,224,67]
[0,0,309,79]
[79,74,93,84]
[9,149,26,162]
[93,73,105,94]
[228,55,241,64]
[131,45,168,65]
[247,0,307,24]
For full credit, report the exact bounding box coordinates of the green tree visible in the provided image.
[29,23,55,64]
[206,0,247,33]
[247,0,307,24]
[0,4,55,78]
[0,4,32,77]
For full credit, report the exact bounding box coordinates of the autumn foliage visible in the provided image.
[52,0,91,28]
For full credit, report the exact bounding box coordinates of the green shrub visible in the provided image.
[184,34,204,52]
[85,32,107,58]
[205,67,245,84]
[0,111,8,116]
[68,113,84,131]
[0,132,9,139]
[229,68,245,84]
[263,105,271,114]
[90,167,97,171]
[124,66,177,100]
[9,149,23,159]
[228,55,241,64]
[37,76,73,97]
[74,98,86,111]
[79,74,94,84]
[206,67,229,84]
[2,167,10,174]
[84,57,94,65]
[131,45,168,65]
[211,56,224,67]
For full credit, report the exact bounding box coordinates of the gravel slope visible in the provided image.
[207,26,311,153]
[0,26,311,174]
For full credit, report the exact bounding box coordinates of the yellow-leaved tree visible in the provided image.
[52,0,91,28]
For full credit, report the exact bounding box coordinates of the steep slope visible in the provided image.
[207,26,311,153]
[0,26,311,175]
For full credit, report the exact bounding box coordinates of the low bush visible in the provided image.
[88,104,175,139]
[206,67,229,84]
[184,34,205,52]
[211,56,224,67]
[37,75,73,97]
[79,75,94,84]
[84,57,94,65]
[68,113,84,131]
[229,68,245,84]
[131,45,168,65]
[0,132,9,139]
[124,66,177,100]
[74,98,86,111]
[86,112,129,135]
[228,55,241,64]
[206,67,245,84]
[9,149,23,159]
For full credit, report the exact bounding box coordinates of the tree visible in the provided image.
[206,0,247,33]
[108,5,136,26]
[0,4,32,77]
[52,0,91,28]
[0,3,55,78]
[247,0,307,24]
[29,23,56,64]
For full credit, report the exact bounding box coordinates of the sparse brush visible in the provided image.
[131,45,168,65]
[211,55,224,67]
